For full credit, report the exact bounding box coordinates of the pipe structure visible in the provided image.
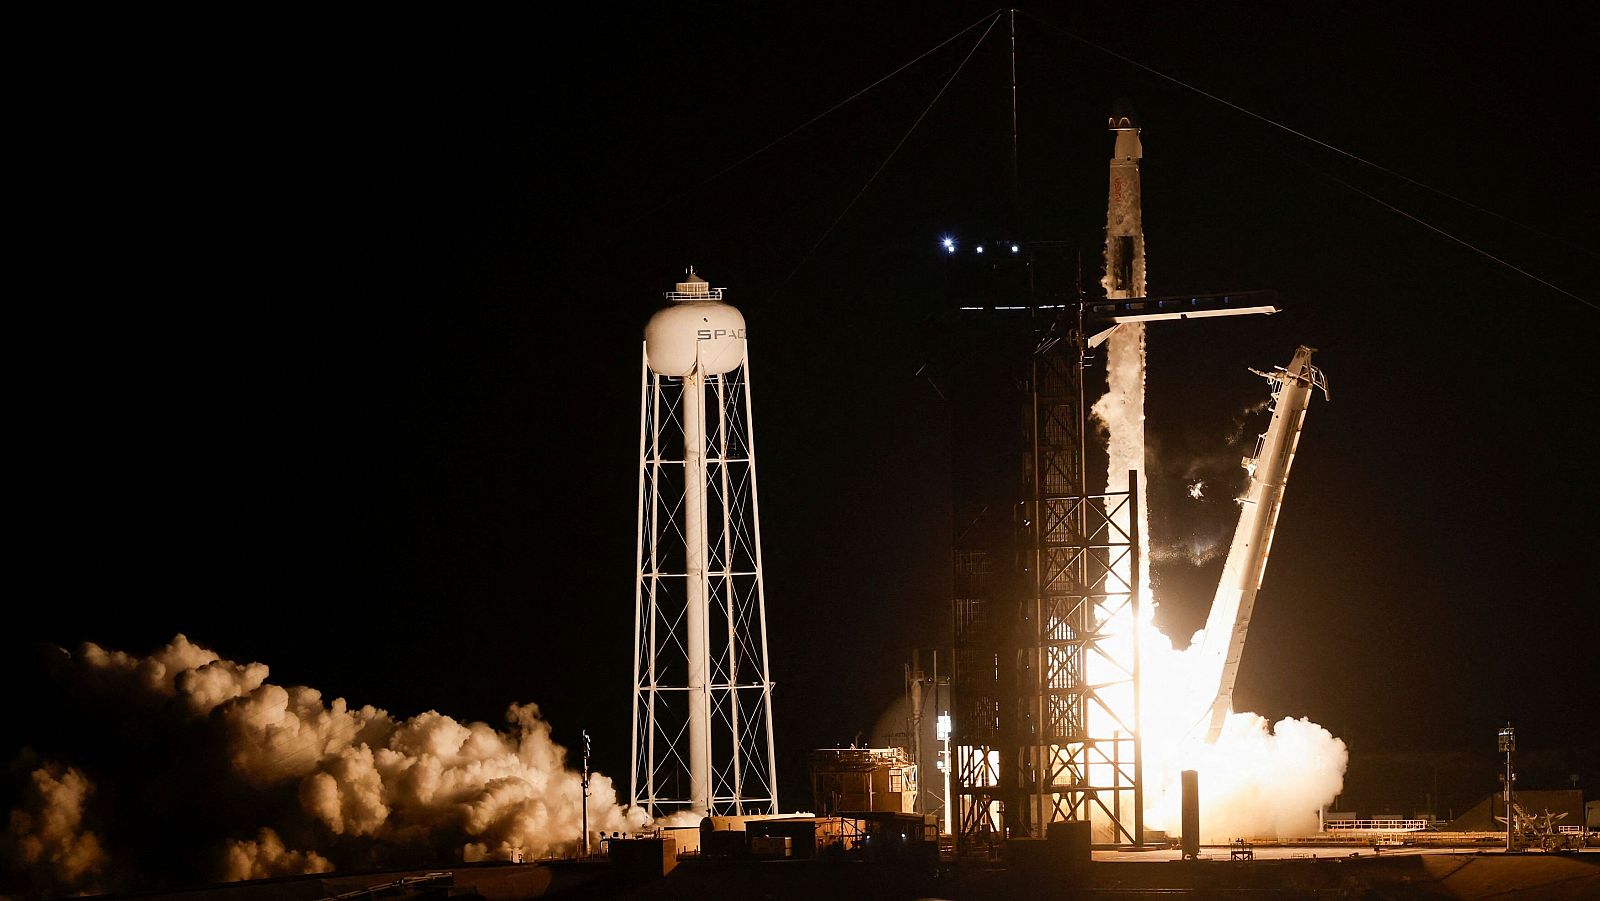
[683,364,711,811]
[1180,769,1199,859]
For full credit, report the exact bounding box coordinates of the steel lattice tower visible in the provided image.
[946,289,1141,850]
[632,270,779,818]
[1022,305,1143,845]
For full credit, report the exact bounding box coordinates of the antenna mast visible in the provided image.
[1008,9,1020,226]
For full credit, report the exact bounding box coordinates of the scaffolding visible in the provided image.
[947,282,1143,850]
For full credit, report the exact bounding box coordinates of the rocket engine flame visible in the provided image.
[2,635,648,896]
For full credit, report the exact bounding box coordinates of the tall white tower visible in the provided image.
[632,268,779,817]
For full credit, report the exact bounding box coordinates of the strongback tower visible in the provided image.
[632,269,779,817]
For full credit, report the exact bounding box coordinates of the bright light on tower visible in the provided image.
[976,245,984,254]
[1011,244,1019,253]
[941,237,955,253]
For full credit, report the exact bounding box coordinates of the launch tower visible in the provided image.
[632,270,779,817]
[947,114,1280,851]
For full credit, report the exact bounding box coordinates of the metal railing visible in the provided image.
[1322,818,1430,833]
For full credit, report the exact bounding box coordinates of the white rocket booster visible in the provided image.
[1188,346,1327,743]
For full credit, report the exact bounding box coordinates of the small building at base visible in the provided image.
[808,747,919,815]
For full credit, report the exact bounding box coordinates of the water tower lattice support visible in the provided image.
[632,339,778,818]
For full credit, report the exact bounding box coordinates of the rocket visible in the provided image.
[1103,110,1145,301]
[1086,108,1277,346]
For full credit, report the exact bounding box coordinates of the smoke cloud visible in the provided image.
[1143,713,1349,841]
[2,635,647,897]
[1092,322,1152,596]
[222,829,333,881]
[2,761,109,896]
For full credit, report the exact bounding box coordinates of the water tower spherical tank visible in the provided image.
[645,270,746,376]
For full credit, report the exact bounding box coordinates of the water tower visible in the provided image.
[631,268,779,817]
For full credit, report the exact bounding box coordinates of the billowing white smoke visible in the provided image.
[1092,322,1152,600]
[223,829,333,881]
[5,635,648,893]
[1093,331,1347,842]
[2,762,109,895]
[1146,715,1347,840]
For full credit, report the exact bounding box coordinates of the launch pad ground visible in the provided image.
[572,848,1600,900]
[116,847,1599,901]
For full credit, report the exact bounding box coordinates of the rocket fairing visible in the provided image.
[1187,346,1328,744]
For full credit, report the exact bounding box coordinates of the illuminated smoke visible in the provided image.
[1228,398,1272,444]
[651,810,713,829]
[1166,398,1273,490]
[1145,714,1347,841]
[222,829,333,881]
[1,762,109,896]
[1092,322,1153,600]
[1149,531,1231,567]
[4,635,647,894]
[1093,333,1347,842]
[1150,399,1281,570]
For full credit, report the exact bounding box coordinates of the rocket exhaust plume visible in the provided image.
[1,636,648,897]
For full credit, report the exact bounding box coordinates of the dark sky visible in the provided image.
[11,3,1598,816]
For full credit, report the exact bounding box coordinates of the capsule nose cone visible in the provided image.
[1108,98,1139,130]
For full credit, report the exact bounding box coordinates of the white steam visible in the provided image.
[1092,322,1153,600]
[1143,714,1348,839]
[2,762,109,895]
[222,829,333,881]
[7,635,648,893]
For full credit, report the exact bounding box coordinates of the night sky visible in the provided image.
[10,2,1598,833]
